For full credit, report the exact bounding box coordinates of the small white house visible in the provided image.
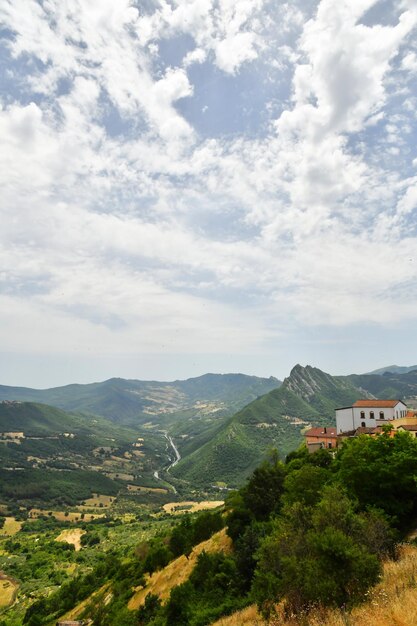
[335,399,408,434]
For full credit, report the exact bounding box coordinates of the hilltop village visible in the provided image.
[305,398,417,452]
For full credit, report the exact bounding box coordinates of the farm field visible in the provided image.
[162,500,224,515]
[0,576,18,609]
[28,508,105,522]
[0,495,187,625]
[0,519,22,537]
[55,528,86,551]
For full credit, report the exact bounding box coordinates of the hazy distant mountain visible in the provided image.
[364,365,417,375]
[347,369,417,399]
[0,374,281,426]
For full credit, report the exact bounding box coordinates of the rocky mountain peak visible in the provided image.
[283,364,334,401]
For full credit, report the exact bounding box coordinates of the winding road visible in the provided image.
[153,432,181,493]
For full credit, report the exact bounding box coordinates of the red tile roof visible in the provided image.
[353,399,403,408]
[304,427,337,438]
[397,425,417,431]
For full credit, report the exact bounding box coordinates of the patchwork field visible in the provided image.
[127,484,168,494]
[162,500,224,515]
[29,509,105,522]
[81,493,115,508]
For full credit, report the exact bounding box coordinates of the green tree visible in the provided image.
[252,485,390,616]
[241,455,285,521]
[336,431,417,528]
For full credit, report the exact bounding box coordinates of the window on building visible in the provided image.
[370,411,374,419]
[361,421,366,427]
[379,411,384,419]
[360,411,365,419]
[328,442,332,449]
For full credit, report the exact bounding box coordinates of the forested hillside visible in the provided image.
[172,364,365,486]
[10,429,417,626]
[0,374,280,426]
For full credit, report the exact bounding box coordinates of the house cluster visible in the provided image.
[304,399,417,453]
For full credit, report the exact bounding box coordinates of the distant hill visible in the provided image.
[0,401,141,506]
[347,369,417,400]
[171,365,365,487]
[5,367,417,493]
[0,374,281,426]
[364,365,417,376]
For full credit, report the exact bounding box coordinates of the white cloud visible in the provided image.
[1,0,417,379]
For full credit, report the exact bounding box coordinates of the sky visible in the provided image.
[1,0,417,388]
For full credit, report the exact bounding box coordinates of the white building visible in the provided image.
[335,399,408,434]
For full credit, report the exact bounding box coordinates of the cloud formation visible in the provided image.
[1,0,417,382]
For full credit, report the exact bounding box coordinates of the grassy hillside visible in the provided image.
[347,369,417,400]
[0,401,133,439]
[212,543,417,626]
[172,365,364,487]
[0,402,166,507]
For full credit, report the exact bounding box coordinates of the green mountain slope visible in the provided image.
[172,365,365,487]
[0,374,280,426]
[347,369,417,399]
[0,401,159,506]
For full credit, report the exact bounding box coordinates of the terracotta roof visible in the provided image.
[397,425,417,431]
[304,427,337,438]
[353,399,403,408]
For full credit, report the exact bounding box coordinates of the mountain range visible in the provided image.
[172,364,417,486]
[2,365,417,493]
[0,373,280,426]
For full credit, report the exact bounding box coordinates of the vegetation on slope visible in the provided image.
[2,429,417,626]
[0,402,168,507]
[212,542,417,626]
[172,365,365,487]
[0,374,280,426]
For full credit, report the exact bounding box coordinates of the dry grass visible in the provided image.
[128,484,168,494]
[162,500,224,515]
[211,544,417,626]
[0,576,18,609]
[55,582,110,623]
[128,528,232,610]
[0,517,22,536]
[29,508,104,522]
[211,605,267,626]
[55,528,86,551]
[103,470,135,481]
[80,493,114,508]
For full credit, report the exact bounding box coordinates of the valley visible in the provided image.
[1,364,417,625]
